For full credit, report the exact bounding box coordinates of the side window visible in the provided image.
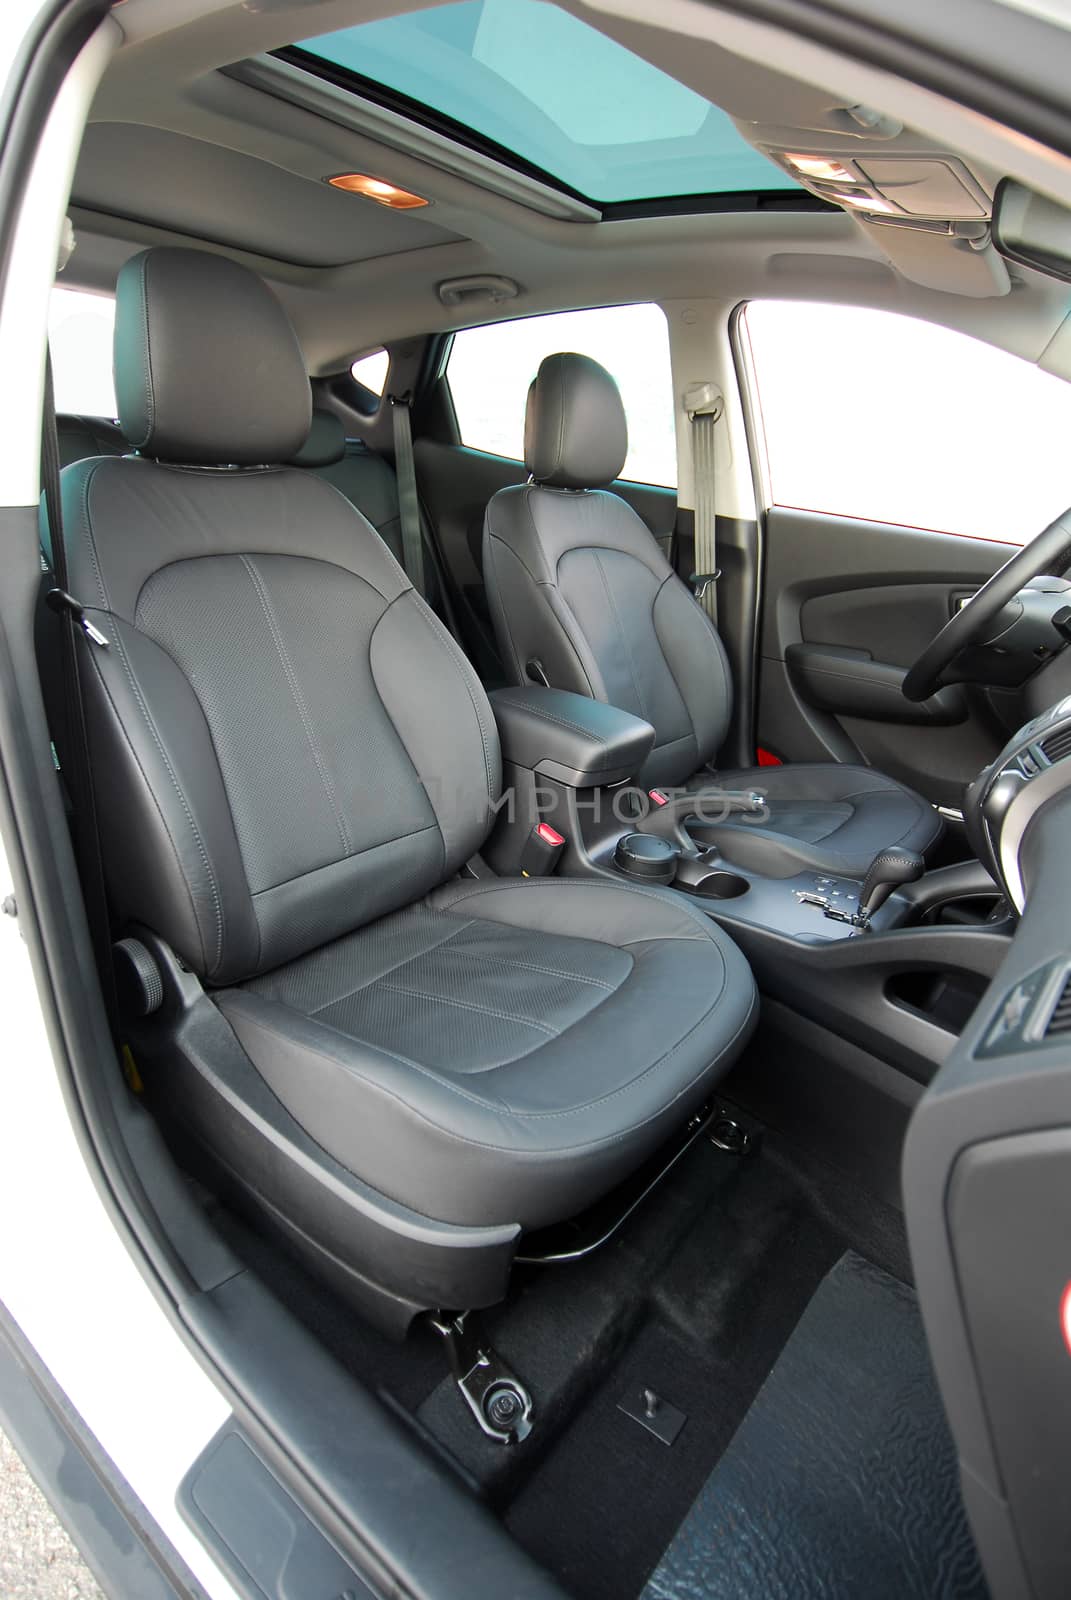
[351,347,389,398]
[742,300,1071,545]
[446,304,676,488]
[48,287,116,416]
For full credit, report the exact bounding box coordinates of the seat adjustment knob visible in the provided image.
[113,937,164,1017]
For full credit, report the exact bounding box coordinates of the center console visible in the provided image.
[485,685,1018,1083]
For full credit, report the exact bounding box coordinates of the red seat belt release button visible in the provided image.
[519,823,566,877]
[648,789,669,807]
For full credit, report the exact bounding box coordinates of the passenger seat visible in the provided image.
[50,244,758,1335]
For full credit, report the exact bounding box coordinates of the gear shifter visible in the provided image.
[856,847,925,926]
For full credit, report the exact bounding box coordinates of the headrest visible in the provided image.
[289,408,346,468]
[523,351,627,489]
[114,247,311,465]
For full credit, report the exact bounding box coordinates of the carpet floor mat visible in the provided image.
[641,1250,987,1600]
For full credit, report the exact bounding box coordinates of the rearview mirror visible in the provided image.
[993,178,1071,285]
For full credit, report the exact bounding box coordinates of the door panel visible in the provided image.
[415,438,677,679]
[759,507,1025,807]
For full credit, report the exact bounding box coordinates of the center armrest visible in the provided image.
[488,686,655,789]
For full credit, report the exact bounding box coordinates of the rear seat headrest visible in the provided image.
[114,246,311,466]
[289,408,347,468]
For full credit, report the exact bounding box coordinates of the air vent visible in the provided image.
[1045,974,1071,1037]
[1040,725,1071,765]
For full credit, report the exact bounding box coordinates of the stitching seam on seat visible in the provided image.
[405,592,497,804]
[442,945,621,990]
[240,554,352,858]
[226,961,750,1153]
[87,649,210,973]
[490,693,611,747]
[373,979,559,1038]
[438,877,712,939]
[298,918,481,1014]
[592,549,648,721]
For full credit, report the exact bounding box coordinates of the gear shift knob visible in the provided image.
[858,846,925,923]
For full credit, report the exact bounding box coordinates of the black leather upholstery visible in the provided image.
[683,761,942,877]
[114,246,310,464]
[219,878,755,1229]
[290,407,447,620]
[289,406,346,467]
[57,413,125,467]
[524,351,628,488]
[484,473,732,789]
[484,354,942,875]
[57,248,756,1315]
[489,684,654,787]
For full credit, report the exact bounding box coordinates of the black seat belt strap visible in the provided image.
[390,394,426,600]
[41,352,120,1038]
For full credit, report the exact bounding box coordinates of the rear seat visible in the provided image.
[288,407,446,620]
[57,413,126,468]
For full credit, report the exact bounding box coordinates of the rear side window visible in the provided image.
[48,287,116,416]
[446,303,676,487]
[742,299,1071,545]
[351,347,389,397]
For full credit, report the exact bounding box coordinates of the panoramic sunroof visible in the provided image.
[290,0,800,208]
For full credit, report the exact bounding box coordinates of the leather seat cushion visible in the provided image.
[217,877,757,1228]
[688,762,942,877]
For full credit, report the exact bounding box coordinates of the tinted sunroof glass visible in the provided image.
[294,0,799,206]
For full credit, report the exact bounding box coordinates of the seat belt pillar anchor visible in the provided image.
[46,587,110,648]
[684,380,724,423]
[689,571,721,601]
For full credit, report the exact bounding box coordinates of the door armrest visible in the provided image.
[786,643,967,725]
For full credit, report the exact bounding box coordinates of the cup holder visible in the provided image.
[679,868,749,900]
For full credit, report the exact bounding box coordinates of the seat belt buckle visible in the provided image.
[518,822,565,878]
[689,571,720,602]
[46,587,110,647]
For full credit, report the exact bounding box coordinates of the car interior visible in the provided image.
[14,0,1071,1596]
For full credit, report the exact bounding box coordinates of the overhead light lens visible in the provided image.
[328,173,428,209]
[830,189,898,215]
[783,153,857,184]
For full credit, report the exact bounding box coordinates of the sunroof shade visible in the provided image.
[293,0,799,207]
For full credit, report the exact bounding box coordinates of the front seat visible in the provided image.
[483,352,942,879]
[52,248,757,1334]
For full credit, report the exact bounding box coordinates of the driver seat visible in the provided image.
[483,353,943,878]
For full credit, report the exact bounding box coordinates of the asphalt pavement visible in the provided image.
[0,1425,104,1599]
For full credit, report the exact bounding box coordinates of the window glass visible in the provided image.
[446,303,676,487]
[351,348,389,396]
[743,300,1071,544]
[48,287,116,416]
[296,0,796,207]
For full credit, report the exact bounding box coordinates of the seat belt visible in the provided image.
[684,381,724,627]
[386,395,478,659]
[40,352,120,1038]
[389,393,426,600]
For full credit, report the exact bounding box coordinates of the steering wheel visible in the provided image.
[902,507,1071,702]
